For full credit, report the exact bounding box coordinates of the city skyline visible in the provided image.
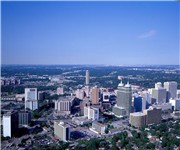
[2,1,179,65]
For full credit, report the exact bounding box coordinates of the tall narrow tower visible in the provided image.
[85,70,90,85]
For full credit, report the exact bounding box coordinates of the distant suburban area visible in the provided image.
[1,65,180,150]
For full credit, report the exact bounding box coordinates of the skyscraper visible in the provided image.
[91,86,99,104]
[3,111,19,137]
[25,88,38,110]
[85,70,90,85]
[151,83,166,104]
[113,81,132,117]
[164,81,177,101]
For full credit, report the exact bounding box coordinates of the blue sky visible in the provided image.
[2,1,179,65]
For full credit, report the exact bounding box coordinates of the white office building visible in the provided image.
[84,106,99,121]
[151,83,166,104]
[164,81,177,100]
[169,98,180,110]
[54,121,70,142]
[25,88,38,110]
[3,111,18,137]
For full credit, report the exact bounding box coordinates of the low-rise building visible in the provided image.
[90,122,106,134]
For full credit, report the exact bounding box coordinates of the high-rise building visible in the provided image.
[91,86,99,104]
[133,95,146,112]
[38,91,45,101]
[130,106,162,128]
[84,106,99,121]
[169,98,180,111]
[143,107,161,125]
[54,97,75,115]
[113,81,132,117]
[54,121,70,142]
[164,81,177,101]
[85,70,90,85]
[151,83,166,104]
[25,88,38,110]
[18,111,31,127]
[3,111,19,137]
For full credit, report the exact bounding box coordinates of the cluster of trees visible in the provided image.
[30,141,70,150]
[75,138,109,150]
[148,120,180,149]
[32,103,54,119]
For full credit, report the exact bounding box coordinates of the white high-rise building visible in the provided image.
[85,70,90,85]
[3,111,18,137]
[54,121,70,142]
[164,81,177,101]
[151,83,166,104]
[25,88,38,110]
[84,106,99,121]
[169,98,180,110]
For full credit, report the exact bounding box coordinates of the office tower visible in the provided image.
[113,81,132,117]
[3,111,18,137]
[155,82,162,89]
[38,91,45,100]
[84,106,99,121]
[91,122,106,134]
[143,107,161,125]
[151,83,166,104]
[169,98,180,111]
[130,112,146,128]
[57,87,64,95]
[85,70,90,85]
[18,111,31,127]
[133,95,146,112]
[140,91,151,105]
[54,121,70,142]
[164,81,177,101]
[91,86,99,104]
[25,88,38,110]
[177,90,180,99]
[54,97,75,115]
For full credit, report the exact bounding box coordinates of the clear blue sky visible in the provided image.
[2,1,179,65]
